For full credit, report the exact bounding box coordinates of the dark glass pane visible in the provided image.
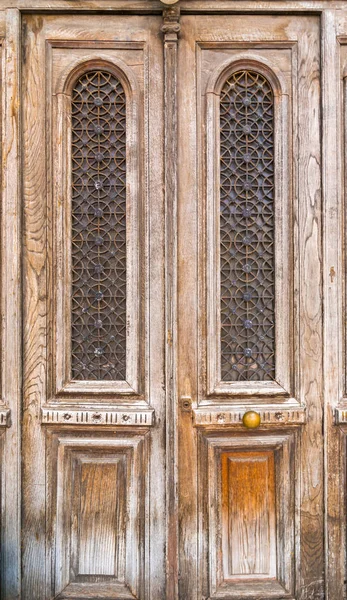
[71,70,126,380]
[220,70,275,381]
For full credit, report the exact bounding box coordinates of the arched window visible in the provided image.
[70,70,127,380]
[219,70,275,381]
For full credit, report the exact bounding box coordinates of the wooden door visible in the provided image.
[21,14,166,600]
[176,14,323,600]
[0,5,345,600]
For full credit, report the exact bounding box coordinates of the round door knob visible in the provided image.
[242,410,261,429]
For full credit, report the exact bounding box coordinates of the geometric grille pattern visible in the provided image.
[220,70,275,381]
[71,70,126,380]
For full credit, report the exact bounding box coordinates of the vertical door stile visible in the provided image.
[321,9,345,600]
[1,8,21,600]
[161,6,180,599]
[295,17,324,599]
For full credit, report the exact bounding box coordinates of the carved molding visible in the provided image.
[0,409,11,427]
[198,429,297,597]
[160,0,179,6]
[41,407,154,426]
[335,408,347,425]
[162,4,180,592]
[161,6,180,42]
[193,406,306,426]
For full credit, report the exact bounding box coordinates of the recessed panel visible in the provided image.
[198,430,295,598]
[50,431,147,599]
[201,42,293,398]
[221,450,276,578]
[50,43,144,398]
[74,457,126,577]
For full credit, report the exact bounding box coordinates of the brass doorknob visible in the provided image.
[242,410,261,429]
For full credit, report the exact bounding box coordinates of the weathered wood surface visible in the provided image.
[0,8,21,600]
[162,6,180,600]
[1,0,347,11]
[1,4,347,599]
[22,13,166,599]
[177,13,324,600]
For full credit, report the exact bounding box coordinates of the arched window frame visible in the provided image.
[205,56,292,398]
[51,55,142,397]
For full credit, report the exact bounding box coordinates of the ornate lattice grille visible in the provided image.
[220,70,275,381]
[71,70,126,380]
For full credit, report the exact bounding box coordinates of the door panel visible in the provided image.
[22,15,164,599]
[177,15,322,599]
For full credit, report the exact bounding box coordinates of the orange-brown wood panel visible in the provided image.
[221,451,276,580]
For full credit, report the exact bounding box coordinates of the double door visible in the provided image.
[0,6,345,599]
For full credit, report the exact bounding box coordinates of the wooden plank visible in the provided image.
[0,0,347,12]
[22,14,49,597]
[177,12,199,600]
[0,9,21,599]
[294,16,324,600]
[324,8,347,599]
[162,7,180,600]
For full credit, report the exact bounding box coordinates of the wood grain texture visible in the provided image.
[0,9,22,600]
[22,14,166,600]
[294,17,324,600]
[1,0,347,12]
[325,9,347,599]
[177,13,199,600]
[221,451,276,578]
[178,14,323,600]
[198,430,296,598]
[7,6,346,599]
[162,7,180,600]
[49,430,148,597]
[76,459,125,576]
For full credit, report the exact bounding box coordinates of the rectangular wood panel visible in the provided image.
[197,430,296,598]
[50,430,147,598]
[221,451,276,579]
[73,457,126,577]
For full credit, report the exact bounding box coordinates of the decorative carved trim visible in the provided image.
[335,408,347,425]
[41,407,154,426]
[193,406,306,426]
[161,7,180,42]
[160,0,180,6]
[161,5,180,596]
[0,409,11,427]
